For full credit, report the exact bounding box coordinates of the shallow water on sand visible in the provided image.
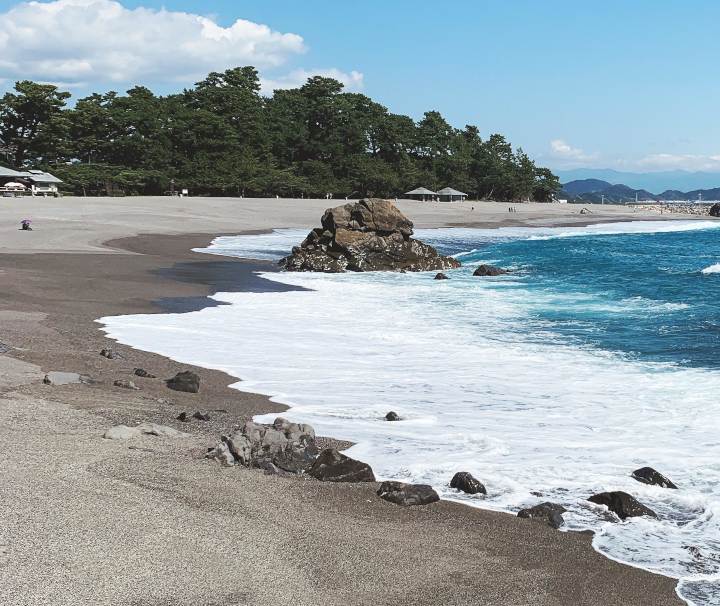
[101,220,720,605]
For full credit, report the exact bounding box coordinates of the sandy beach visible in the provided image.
[0,196,689,605]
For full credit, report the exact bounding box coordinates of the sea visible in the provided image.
[99,220,720,605]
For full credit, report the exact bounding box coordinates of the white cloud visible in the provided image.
[635,153,720,172]
[0,0,307,86]
[260,68,364,95]
[549,139,597,162]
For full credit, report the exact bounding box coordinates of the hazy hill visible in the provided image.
[555,168,720,193]
[559,180,720,203]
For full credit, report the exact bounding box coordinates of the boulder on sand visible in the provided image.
[631,466,678,489]
[473,264,509,277]
[377,481,440,506]
[279,198,461,273]
[517,502,567,529]
[308,448,376,482]
[166,371,200,393]
[450,472,486,495]
[588,491,657,520]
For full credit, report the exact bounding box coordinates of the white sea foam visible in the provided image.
[102,221,720,605]
[701,263,720,274]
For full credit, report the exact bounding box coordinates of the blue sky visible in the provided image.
[1,0,719,172]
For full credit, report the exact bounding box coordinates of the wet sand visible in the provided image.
[0,197,686,605]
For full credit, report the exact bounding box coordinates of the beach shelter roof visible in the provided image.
[405,187,438,196]
[0,166,22,178]
[17,169,63,183]
[437,187,468,196]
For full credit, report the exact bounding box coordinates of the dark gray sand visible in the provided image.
[0,232,683,605]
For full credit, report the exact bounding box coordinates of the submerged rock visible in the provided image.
[166,371,200,393]
[631,466,678,489]
[280,198,461,273]
[450,472,486,495]
[434,272,449,280]
[377,481,440,506]
[517,502,567,528]
[308,448,375,482]
[473,264,509,277]
[588,491,657,520]
[385,411,400,421]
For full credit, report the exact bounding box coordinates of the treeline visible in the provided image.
[0,67,560,200]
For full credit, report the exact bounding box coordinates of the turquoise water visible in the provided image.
[443,226,720,369]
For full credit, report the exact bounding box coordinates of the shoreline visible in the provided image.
[0,199,687,605]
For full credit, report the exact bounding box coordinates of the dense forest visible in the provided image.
[0,67,560,200]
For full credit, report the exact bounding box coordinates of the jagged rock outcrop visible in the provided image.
[206,417,319,474]
[710,203,720,217]
[280,199,461,273]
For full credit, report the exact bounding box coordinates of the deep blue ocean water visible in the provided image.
[442,226,720,369]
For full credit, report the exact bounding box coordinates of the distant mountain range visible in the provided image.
[555,169,720,194]
[560,178,720,203]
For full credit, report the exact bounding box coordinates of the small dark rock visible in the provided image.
[133,368,157,378]
[113,379,139,390]
[518,502,567,528]
[631,466,678,489]
[166,370,200,393]
[588,491,657,520]
[308,448,375,482]
[473,264,509,277]
[710,203,720,218]
[434,272,449,280]
[377,481,440,506]
[385,411,400,421]
[176,412,190,422]
[192,411,211,421]
[450,472,486,495]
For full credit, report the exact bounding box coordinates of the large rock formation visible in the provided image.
[280,198,461,273]
[709,203,720,217]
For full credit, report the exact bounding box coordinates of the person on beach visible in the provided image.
[20,219,32,231]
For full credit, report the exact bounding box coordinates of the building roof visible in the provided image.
[405,187,438,196]
[0,166,22,178]
[17,169,63,183]
[437,187,468,196]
